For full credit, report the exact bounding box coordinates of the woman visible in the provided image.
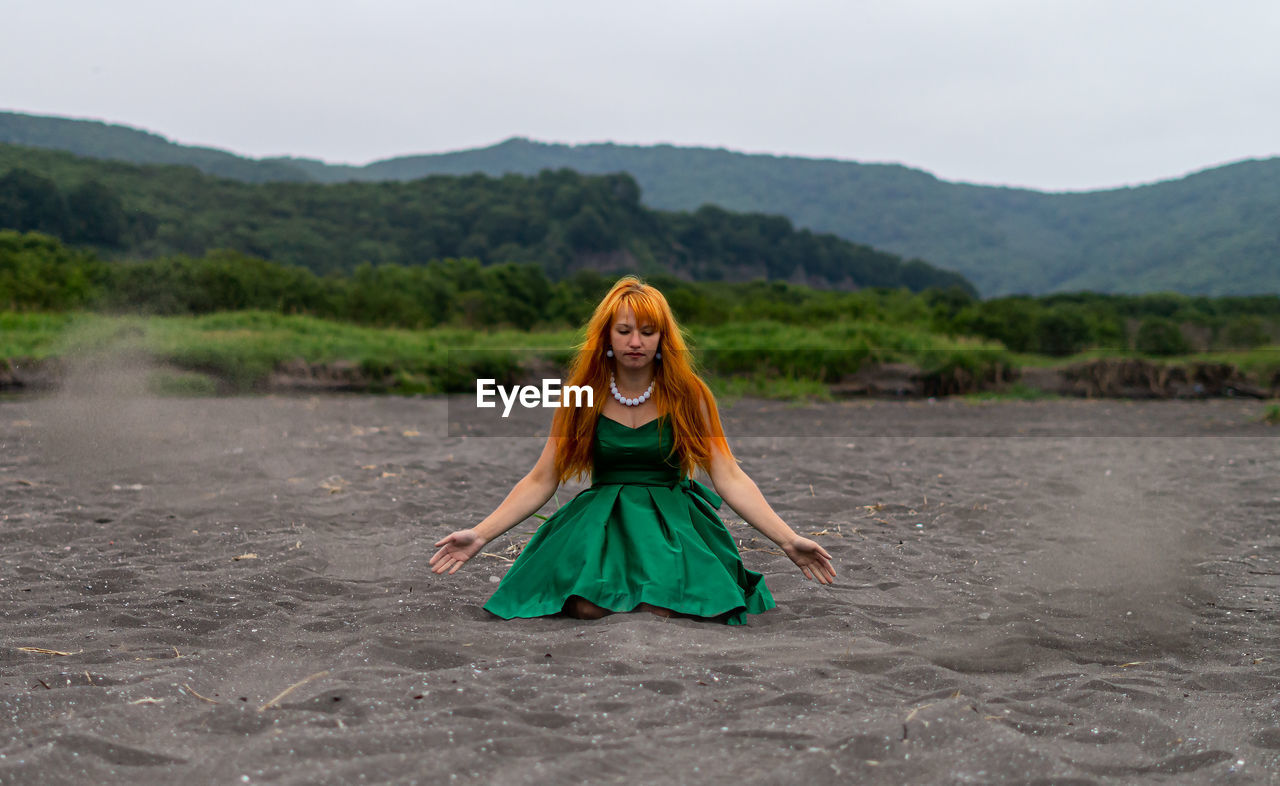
[429,276,835,624]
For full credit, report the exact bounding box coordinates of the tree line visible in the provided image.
[3,230,1276,355]
[0,148,973,293]
[8,116,1280,297]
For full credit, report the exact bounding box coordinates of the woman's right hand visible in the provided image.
[429,529,488,575]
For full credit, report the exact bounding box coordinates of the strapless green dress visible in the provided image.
[483,415,776,625]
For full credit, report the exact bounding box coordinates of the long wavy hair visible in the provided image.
[552,276,732,482]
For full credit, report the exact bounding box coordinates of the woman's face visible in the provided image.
[610,304,661,371]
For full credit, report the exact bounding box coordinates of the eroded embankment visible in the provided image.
[3,355,1278,399]
[829,358,1276,399]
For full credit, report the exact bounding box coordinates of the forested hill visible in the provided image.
[0,143,974,293]
[0,111,311,183]
[292,140,1280,298]
[5,111,1279,296]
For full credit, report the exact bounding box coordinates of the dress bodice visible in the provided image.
[591,415,680,487]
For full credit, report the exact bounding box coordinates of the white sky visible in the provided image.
[4,0,1278,191]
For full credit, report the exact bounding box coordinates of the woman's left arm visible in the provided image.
[707,444,836,584]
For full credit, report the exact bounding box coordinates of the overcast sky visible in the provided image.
[4,0,1278,191]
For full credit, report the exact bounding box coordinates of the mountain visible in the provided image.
[0,143,973,293]
[4,110,1278,295]
[298,140,1280,297]
[0,111,311,183]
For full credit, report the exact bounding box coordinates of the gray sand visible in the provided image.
[1,390,1278,784]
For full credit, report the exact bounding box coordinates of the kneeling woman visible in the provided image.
[430,276,835,623]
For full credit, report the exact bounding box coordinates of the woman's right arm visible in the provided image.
[429,432,561,575]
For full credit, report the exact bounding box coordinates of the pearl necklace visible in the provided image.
[610,374,653,407]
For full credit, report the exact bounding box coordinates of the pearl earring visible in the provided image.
[655,350,662,360]
[606,349,614,357]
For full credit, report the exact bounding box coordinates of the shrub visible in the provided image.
[1034,307,1093,357]
[1222,316,1270,349]
[1134,317,1191,356]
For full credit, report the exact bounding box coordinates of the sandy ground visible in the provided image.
[2,381,1278,784]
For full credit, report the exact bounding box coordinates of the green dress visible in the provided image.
[483,415,776,625]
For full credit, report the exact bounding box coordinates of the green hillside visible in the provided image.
[5,110,1278,296]
[319,140,1280,297]
[0,143,973,293]
[0,111,310,183]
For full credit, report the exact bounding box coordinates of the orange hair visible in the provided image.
[552,276,732,482]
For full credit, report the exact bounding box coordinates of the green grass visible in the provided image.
[707,374,833,403]
[1,311,584,394]
[146,368,220,397]
[4,311,580,393]
[0,311,82,358]
[693,319,1011,380]
[1006,347,1136,368]
[3,311,1014,394]
[4,310,1274,399]
[1189,347,1280,378]
[1007,345,1280,371]
[1262,403,1280,425]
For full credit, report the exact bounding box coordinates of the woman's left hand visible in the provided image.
[782,536,836,584]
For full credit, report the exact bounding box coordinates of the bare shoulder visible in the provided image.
[697,390,736,462]
[697,387,720,421]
